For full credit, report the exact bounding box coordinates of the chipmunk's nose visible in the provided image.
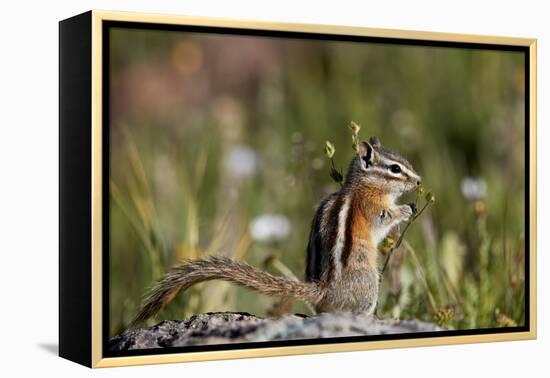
[416,180,421,186]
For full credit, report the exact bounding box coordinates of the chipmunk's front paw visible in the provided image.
[398,204,414,222]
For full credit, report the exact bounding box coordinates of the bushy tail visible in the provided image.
[130,256,322,327]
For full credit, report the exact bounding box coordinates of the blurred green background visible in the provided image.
[108,27,526,337]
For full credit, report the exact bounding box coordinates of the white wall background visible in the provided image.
[0,0,547,376]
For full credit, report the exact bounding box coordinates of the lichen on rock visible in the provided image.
[109,311,441,351]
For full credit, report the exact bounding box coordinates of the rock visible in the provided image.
[109,312,441,351]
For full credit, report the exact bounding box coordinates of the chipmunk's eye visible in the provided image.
[389,164,402,174]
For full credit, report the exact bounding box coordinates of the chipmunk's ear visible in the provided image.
[368,136,381,147]
[358,141,377,168]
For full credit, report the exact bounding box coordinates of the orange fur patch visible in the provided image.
[347,192,380,270]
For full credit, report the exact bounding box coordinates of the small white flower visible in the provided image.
[224,145,259,178]
[249,214,291,243]
[461,177,487,201]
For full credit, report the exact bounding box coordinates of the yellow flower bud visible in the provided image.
[348,121,361,135]
[416,184,425,195]
[324,141,335,158]
[425,192,435,204]
[496,313,517,327]
[382,237,395,249]
[433,307,455,326]
[379,245,391,255]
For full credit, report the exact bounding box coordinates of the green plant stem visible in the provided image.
[330,157,344,188]
[380,201,431,276]
[403,240,438,313]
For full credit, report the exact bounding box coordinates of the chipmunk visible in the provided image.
[130,136,420,326]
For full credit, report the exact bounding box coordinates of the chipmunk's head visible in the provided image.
[349,136,421,197]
